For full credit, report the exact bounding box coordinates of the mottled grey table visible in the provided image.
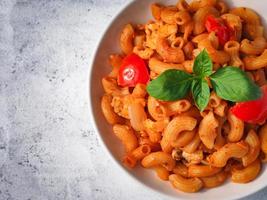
[0,0,266,199]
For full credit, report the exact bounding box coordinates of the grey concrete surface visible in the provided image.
[0,0,266,199]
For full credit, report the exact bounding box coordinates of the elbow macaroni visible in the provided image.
[172,129,196,148]
[242,130,260,167]
[148,57,184,74]
[161,116,197,153]
[156,37,185,63]
[198,37,230,64]
[123,144,151,168]
[141,151,176,171]
[224,41,243,68]
[154,166,170,181]
[240,37,266,55]
[101,94,124,125]
[214,117,226,150]
[120,24,135,55]
[209,91,222,108]
[227,112,244,142]
[208,141,249,167]
[147,96,169,121]
[199,111,219,149]
[182,132,201,154]
[231,159,261,183]
[164,99,191,116]
[128,100,147,131]
[113,124,138,153]
[188,165,222,178]
[160,6,179,25]
[169,174,203,193]
[244,49,267,70]
[173,162,189,178]
[201,171,228,188]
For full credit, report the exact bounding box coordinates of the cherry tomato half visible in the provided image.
[118,54,150,87]
[205,15,233,46]
[231,85,267,124]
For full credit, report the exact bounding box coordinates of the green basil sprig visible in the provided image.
[193,49,212,77]
[146,49,262,111]
[191,78,210,111]
[146,70,194,101]
[210,67,262,102]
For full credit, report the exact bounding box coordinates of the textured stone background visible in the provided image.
[0,0,267,199]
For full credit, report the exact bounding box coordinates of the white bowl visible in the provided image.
[89,1,267,199]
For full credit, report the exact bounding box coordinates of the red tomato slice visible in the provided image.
[205,15,220,32]
[205,15,232,46]
[118,54,150,87]
[231,85,267,124]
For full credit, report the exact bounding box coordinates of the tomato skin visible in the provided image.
[118,54,150,87]
[231,85,267,124]
[205,15,232,46]
[205,15,219,32]
[216,26,231,46]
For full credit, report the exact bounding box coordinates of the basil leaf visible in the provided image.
[191,78,210,111]
[210,66,262,102]
[147,69,193,101]
[193,49,213,77]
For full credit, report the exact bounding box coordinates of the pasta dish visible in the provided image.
[100,0,267,193]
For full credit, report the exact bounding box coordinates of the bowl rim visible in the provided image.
[87,1,168,199]
[87,0,267,199]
